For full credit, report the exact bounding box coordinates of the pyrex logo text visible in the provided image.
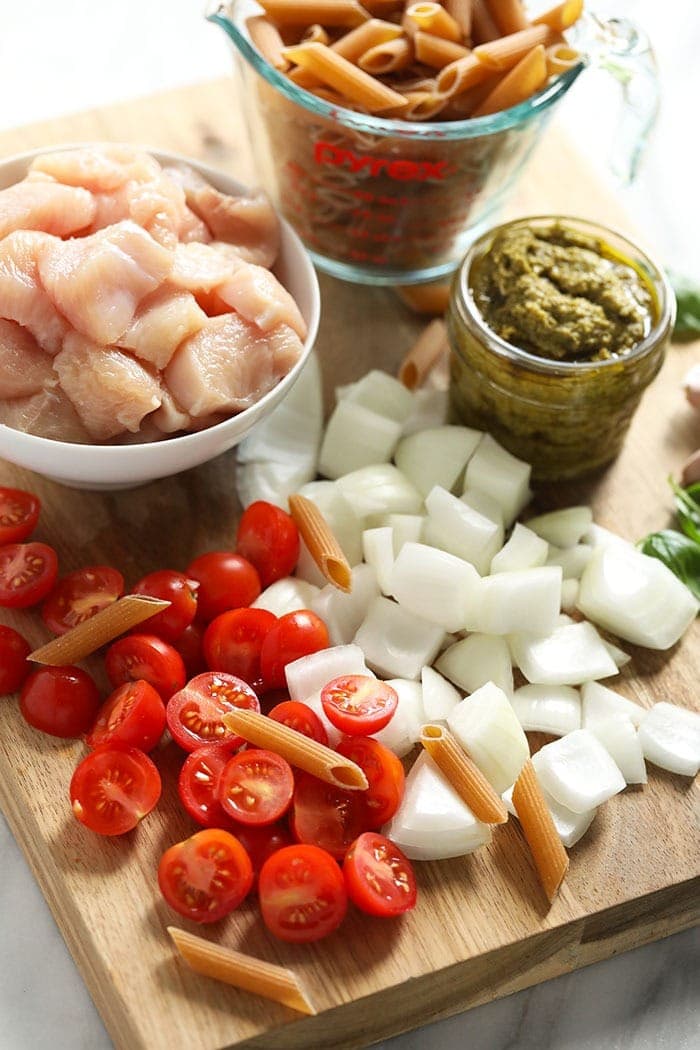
[314,141,454,181]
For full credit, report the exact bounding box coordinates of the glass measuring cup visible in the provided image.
[207,2,659,285]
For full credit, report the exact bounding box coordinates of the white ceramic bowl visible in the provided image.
[0,146,321,490]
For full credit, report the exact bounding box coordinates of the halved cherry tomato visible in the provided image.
[172,622,206,679]
[234,822,293,887]
[186,551,261,622]
[259,843,347,943]
[290,772,369,860]
[86,680,166,752]
[260,610,330,691]
[0,625,31,694]
[0,487,40,545]
[158,828,253,923]
[166,672,260,752]
[235,501,300,588]
[336,736,404,827]
[343,833,417,918]
[20,665,100,738]
[321,675,397,736]
[203,607,275,687]
[218,749,294,826]
[42,565,124,635]
[70,745,161,836]
[0,542,58,609]
[132,569,198,643]
[268,699,328,746]
[104,633,186,701]
[178,745,236,828]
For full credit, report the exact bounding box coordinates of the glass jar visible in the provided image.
[446,217,675,481]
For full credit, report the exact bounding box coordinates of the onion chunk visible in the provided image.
[390,541,482,632]
[637,702,700,777]
[354,595,445,680]
[532,729,626,813]
[447,682,528,793]
[510,621,618,686]
[394,425,481,498]
[512,684,581,736]
[436,635,513,696]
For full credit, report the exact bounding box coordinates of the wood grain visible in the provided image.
[0,79,698,1050]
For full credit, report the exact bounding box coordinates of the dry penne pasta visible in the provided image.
[288,493,352,592]
[333,17,403,61]
[359,36,414,74]
[282,41,409,111]
[388,88,447,120]
[363,0,404,11]
[512,759,569,902]
[168,928,317,1015]
[545,42,582,75]
[413,30,470,69]
[487,0,530,35]
[246,16,290,71]
[445,0,473,40]
[394,282,451,315]
[28,595,170,666]
[532,0,584,33]
[398,317,448,387]
[440,72,500,116]
[421,724,509,824]
[471,0,500,43]
[258,1,371,29]
[471,43,547,117]
[436,51,492,96]
[473,24,551,71]
[303,23,331,45]
[405,2,462,42]
[222,707,369,790]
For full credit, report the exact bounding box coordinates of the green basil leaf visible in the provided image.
[638,529,700,601]
[668,270,700,339]
[669,476,700,545]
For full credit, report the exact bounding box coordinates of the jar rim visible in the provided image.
[453,215,676,375]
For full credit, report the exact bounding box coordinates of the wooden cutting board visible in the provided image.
[0,79,698,1050]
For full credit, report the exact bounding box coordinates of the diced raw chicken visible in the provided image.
[54,331,162,440]
[179,206,212,244]
[29,145,161,193]
[165,164,279,268]
[165,315,302,418]
[0,179,96,239]
[0,230,69,354]
[38,220,173,345]
[217,261,307,340]
[150,386,194,433]
[0,386,92,443]
[117,286,207,370]
[0,320,56,399]
[169,241,240,293]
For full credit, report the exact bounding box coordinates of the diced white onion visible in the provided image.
[342,369,415,423]
[531,729,626,812]
[560,578,580,614]
[577,545,699,650]
[386,514,425,554]
[511,684,581,736]
[476,566,562,636]
[460,487,505,528]
[503,781,597,848]
[637,702,700,777]
[354,596,445,680]
[284,644,370,702]
[447,682,529,793]
[510,621,618,686]
[361,527,395,596]
[237,458,315,512]
[463,434,531,527]
[421,665,462,722]
[424,485,503,576]
[583,523,634,552]
[581,681,646,728]
[394,425,481,498]
[527,506,593,548]
[400,387,449,436]
[296,480,363,565]
[390,542,481,632]
[490,523,548,574]
[310,564,380,646]
[294,539,329,588]
[372,678,424,757]
[319,401,402,479]
[335,464,423,521]
[546,543,592,580]
[436,635,513,696]
[600,638,631,669]
[589,716,647,784]
[252,577,320,617]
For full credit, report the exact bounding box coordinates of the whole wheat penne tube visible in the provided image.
[287,65,324,89]
[436,51,492,96]
[332,18,404,62]
[288,493,352,592]
[398,317,448,387]
[386,88,447,120]
[471,0,500,43]
[222,708,369,790]
[246,16,290,71]
[282,41,409,111]
[168,928,316,1015]
[532,0,584,33]
[471,44,548,117]
[440,72,501,116]
[445,0,472,40]
[28,595,170,665]
[393,74,438,93]
[545,42,582,75]
[394,281,450,315]
[512,759,569,902]
[359,36,414,74]
[364,0,404,11]
[473,24,551,71]
[259,1,371,28]
[405,2,463,42]
[413,30,470,69]
[486,0,529,35]
[421,724,509,823]
[303,23,331,45]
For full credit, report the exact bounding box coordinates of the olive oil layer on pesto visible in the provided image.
[470,224,654,361]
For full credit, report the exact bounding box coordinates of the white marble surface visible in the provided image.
[1,2,699,1049]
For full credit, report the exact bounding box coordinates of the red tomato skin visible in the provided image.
[0,487,41,545]
[234,822,293,888]
[178,746,237,829]
[218,749,295,826]
[321,675,398,736]
[343,832,417,918]
[132,570,198,643]
[259,610,330,691]
[20,665,101,738]
[104,633,186,701]
[0,625,31,693]
[268,700,328,746]
[0,542,58,609]
[41,565,124,636]
[235,501,300,588]
[290,772,370,860]
[259,843,347,943]
[172,622,206,679]
[203,607,276,688]
[70,745,161,836]
[86,680,166,752]
[158,828,254,923]
[336,736,405,827]
[166,672,260,752]
[186,551,261,622]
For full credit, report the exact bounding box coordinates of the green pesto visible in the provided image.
[469,223,655,361]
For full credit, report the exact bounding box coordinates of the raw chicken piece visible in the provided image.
[54,332,162,440]
[0,179,96,239]
[150,386,194,433]
[0,320,56,399]
[29,145,161,193]
[165,165,279,268]
[179,206,212,244]
[165,315,303,418]
[217,261,307,340]
[0,230,69,354]
[38,220,173,345]
[169,241,240,293]
[117,286,207,370]
[0,386,92,443]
